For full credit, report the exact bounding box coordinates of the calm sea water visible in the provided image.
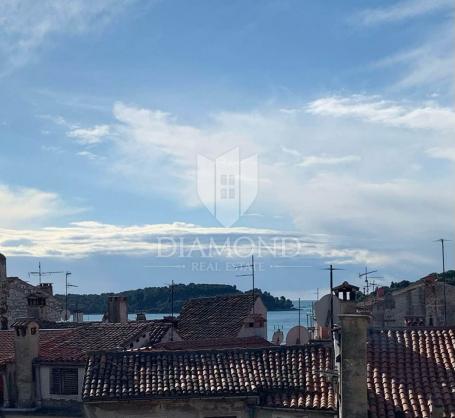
[83,300,314,341]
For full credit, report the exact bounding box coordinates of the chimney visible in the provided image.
[38,282,53,296]
[338,313,370,418]
[136,312,146,321]
[107,296,128,323]
[0,253,6,280]
[13,319,39,408]
[333,281,359,315]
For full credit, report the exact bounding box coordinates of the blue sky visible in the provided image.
[0,0,454,299]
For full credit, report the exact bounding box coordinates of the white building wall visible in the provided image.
[38,365,85,402]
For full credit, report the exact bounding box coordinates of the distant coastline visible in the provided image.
[55,283,295,314]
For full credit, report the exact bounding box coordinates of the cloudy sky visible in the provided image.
[0,0,453,299]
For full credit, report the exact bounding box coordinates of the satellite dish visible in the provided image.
[272,329,284,345]
[286,326,309,345]
[314,294,341,327]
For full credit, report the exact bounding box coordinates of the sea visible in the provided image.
[83,300,314,341]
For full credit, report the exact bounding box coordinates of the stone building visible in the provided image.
[83,343,337,418]
[365,274,455,327]
[0,254,64,328]
[0,317,179,415]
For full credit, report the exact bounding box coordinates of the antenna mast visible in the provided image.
[434,238,451,326]
[359,267,378,295]
[235,255,256,314]
[28,262,64,285]
[64,271,77,321]
[322,264,343,330]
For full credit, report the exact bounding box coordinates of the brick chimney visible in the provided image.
[338,313,370,418]
[13,319,39,408]
[107,296,128,323]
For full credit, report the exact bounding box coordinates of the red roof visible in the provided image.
[368,328,455,417]
[0,321,172,365]
[83,344,336,410]
[137,336,273,351]
[0,329,73,366]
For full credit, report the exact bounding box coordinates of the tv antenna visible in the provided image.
[434,238,452,326]
[28,262,64,285]
[322,264,344,330]
[359,267,378,295]
[235,255,256,314]
[64,271,77,321]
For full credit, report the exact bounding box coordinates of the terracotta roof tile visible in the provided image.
[138,336,273,351]
[368,328,455,417]
[177,294,260,340]
[82,344,336,411]
[0,321,172,365]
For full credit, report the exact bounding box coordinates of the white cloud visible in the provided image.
[0,220,414,267]
[306,95,455,132]
[0,184,78,228]
[298,155,361,168]
[77,150,101,160]
[0,0,135,74]
[37,96,454,271]
[356,0,453,25]
[67,125,110,145]
[426,147,455,163]
[371,21,454,92]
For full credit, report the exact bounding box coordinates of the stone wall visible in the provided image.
[84,398,253,418]
[3,278,63,326]
[370,281,455,327]
[84,398,334,418]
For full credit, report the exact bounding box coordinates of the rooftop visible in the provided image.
[83,344,335,411]
[135,336,273,351]
[368,327,455,417]
[0,320,172,365]
[177,293,262,340]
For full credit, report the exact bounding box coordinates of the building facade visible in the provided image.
[0,254,64,328]
[366,275,455,327]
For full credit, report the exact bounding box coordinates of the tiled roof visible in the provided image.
[0,329,73,366]
[367,328,455,417]
[0,331,14,366]
[138,336,273,351]
[0,321,172,365]
[83,344,336,411]
[177,294,260,340]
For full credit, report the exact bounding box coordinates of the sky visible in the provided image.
[0,0,454,300]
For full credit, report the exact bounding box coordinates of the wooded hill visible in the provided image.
[55,283,294,314]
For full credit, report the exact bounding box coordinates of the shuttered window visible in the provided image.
[50,368,78,395]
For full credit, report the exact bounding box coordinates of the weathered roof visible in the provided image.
[333,281,359,292]
[136,336,273,351]
[367,328,455,417]
[0,321,172,365]
[82,344,335,411]
[177,294,261,340]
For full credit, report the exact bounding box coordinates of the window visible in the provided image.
[219,174,236,200]
[50,368,78,395]
[27,297,46,306]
